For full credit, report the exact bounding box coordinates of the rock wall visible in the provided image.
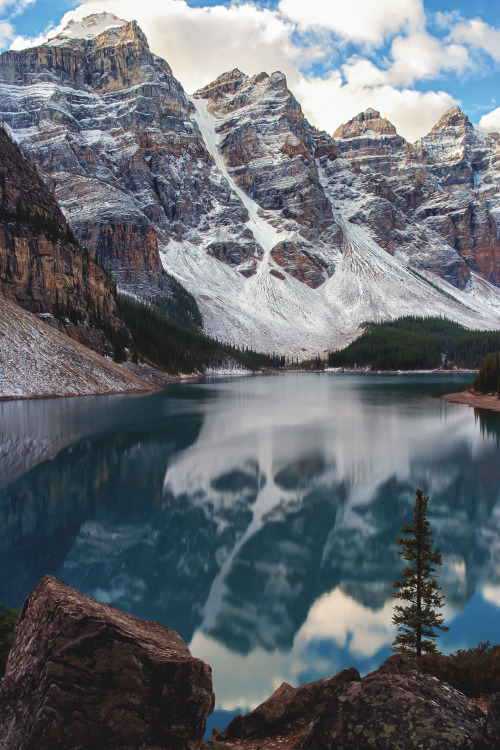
[0,126,118,348]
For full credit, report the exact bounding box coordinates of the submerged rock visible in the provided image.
[0,575,214,749]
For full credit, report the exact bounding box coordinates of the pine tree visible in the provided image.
[392,488,449,657]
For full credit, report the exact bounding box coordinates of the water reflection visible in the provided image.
[2,374,500,718]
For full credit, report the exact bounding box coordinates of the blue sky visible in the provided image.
[2,0,500,141]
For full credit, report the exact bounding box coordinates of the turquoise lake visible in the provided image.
[1,373,500,731]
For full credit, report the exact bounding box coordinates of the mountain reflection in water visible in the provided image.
[1,374,500,717]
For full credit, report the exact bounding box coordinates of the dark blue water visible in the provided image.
[1,373,500,729]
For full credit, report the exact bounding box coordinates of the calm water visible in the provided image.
[2,373,500,731]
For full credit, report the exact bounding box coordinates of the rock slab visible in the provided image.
[0,575,214,749]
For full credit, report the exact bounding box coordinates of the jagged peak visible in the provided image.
[429,106,472,134]
[47,13,147,46]
[333,108,400,140]
[194,68,247,100]
[195,68,290,102]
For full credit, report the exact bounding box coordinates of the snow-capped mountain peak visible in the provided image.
[47,13,128,46]
[1,19,500,356]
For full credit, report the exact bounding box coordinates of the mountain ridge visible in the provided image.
[1,13,500,356]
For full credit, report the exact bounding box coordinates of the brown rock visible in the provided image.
[0,576,214,750]
[302,656,488,749]
[271,240,329,288]
[333,108,402,140]
[205,656,489,750]
[0,127,118,350]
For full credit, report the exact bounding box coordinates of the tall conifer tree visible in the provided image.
[392,489,448,657]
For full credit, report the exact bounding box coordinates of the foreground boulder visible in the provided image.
[206,655,489,749]
[0,576,214,749]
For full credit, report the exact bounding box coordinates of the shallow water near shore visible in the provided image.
[2,373,500,732]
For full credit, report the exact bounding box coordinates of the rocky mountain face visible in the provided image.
[195,68,342,287]
[0,15,249,299]
[0,124,119,352]
[323,106,500,289]
[2,14,500,354]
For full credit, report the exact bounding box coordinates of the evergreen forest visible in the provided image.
[116,294,285,374]
[473,353,500,395]
[327,316,500,371]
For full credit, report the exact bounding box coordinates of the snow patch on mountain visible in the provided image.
[47,13,127,46]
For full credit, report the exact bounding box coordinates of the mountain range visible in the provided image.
[1,12,500,356]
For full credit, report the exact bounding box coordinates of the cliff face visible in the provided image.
[0,126,117,348]
[195,69,342,288]
[415,108,500,284]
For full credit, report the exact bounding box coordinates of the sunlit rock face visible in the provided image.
[195,68,342,287]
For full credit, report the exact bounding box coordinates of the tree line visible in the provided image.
[326,316,500,371]
[116,294,285,373]
[473,352,500,395]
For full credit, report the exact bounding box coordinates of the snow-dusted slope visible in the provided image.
[0,298,157,399]
[162,99,339,355]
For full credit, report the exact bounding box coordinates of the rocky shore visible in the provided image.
[442,391,500,412]
[1,577,499,748]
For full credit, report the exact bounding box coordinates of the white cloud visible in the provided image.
[0,19,13,47]
[0,0,29,13]
[300,588,394,657]
[482,584,500,606]
[10,26,54,50]
[388,31,470,86]
[477,107,500,135]
[451,18,500,62]
[278,0,424,46]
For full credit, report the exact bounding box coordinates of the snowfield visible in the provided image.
[0,298,158,400]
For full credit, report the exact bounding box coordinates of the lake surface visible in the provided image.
[2,373,500,731]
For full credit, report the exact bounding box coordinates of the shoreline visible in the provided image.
[441,391,500,412]
[0,367,476,403]
[0,384,160,404]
